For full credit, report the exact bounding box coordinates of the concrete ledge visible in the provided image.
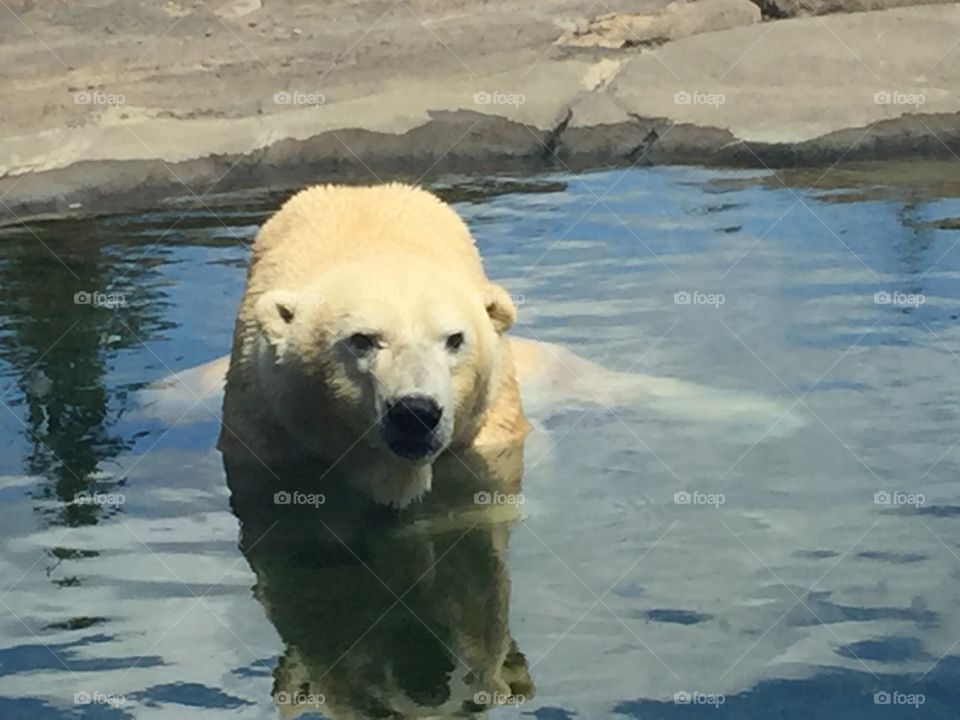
[4,109,960,224]
[2,2,960,222]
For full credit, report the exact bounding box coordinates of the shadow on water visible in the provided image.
[703,160,960,205]
[224,436,534,719]
[0,218,176,527]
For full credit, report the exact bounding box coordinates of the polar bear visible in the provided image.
[144,183,803,507]
[219,183,530,506]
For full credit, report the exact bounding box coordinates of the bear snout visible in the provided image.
[383,394,444,460]
[386,394,442,432]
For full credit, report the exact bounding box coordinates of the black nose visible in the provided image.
[385,395,442,435]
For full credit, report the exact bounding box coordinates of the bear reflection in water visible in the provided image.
[224,435,533,719]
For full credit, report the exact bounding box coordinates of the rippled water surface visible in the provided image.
[2,165,960,718]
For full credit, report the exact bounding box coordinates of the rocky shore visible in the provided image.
[1,0,959,221]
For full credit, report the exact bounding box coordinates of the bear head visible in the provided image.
[251,254,517,485]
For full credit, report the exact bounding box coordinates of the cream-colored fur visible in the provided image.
[140,184,805,507]
[219,183,529,506]
[145,337,801,431]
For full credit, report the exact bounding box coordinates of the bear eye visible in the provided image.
[445,332,465,352]
[346,333,377,355]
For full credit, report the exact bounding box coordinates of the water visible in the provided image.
[1,164,960,718]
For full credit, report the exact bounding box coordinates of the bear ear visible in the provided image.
[254,290,299,343]
[482,283,517,335]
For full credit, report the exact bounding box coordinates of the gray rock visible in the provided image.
[752,0,956,18]
[559,0,761,49]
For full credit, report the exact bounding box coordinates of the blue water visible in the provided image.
[1,165,960,718]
